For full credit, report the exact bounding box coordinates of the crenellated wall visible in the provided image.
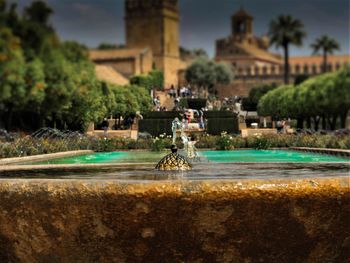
[0,178,349,262]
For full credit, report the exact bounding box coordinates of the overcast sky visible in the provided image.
[9,0,350,58]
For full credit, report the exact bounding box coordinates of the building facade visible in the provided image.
[215,8,350,98]
[215,8,283,97]
[89,0,181,89]
[125,0,180,88]
[89,48,153,80]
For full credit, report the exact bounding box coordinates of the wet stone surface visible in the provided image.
[0,177,349,263]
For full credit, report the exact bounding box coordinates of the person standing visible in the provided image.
[133,111,143,130]
[102,118,109,137]
[199,108,205,129]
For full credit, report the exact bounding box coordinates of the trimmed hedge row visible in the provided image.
[186,99,207,110]
[139,111,238,136]
[206,118,239,135]
[139,119,173,136]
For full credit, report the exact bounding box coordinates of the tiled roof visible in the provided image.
[234,42,282,64]
[89,48,149,61]
[94,65,129,86]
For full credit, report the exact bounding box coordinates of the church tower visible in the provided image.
[125,0,180,88]
[231,8,253,40]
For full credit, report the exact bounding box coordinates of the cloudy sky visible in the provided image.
[9,0,350,58]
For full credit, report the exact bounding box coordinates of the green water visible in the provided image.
[36,151,164,164]
[34,150,349,165]
[202,150,349,163]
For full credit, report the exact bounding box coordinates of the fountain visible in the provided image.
[10,128,85,157]
[154,118,193,170]
[0,128,91,160]
[171,117,198,160]
[0,127,349,262]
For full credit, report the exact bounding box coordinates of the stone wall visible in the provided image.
[216,77,283,98]
[125,0,180,88]
[0,178,349,262]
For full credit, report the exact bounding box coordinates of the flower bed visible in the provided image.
[0,133,349,158]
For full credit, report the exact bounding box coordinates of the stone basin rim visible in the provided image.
[0,176,348,189]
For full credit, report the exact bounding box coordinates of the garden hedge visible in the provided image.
[139,111,239,136]
[139,119,173,136]
[186,99,207,110]
[207,117,239,135]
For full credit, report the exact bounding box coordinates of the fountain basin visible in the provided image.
[0,148,348,261]
[16,149,350,165]
[0,177,349,262]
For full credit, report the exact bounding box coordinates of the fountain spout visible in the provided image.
[171,118,182,144]
[171,117,197,160]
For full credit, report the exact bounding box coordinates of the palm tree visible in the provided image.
[311,35,340,73]
[268,15,306,84]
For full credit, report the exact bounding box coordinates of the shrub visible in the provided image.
[231,136,247,148]
[195,134,217,148]
[216,132,235,150]
[0,133,349,158]
[150,134,172,152]
[338,136,350,149]
[246,135,271,149]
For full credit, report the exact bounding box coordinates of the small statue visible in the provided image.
[155,145,192,171]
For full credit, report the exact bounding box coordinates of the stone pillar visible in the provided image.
[87,122,94,132]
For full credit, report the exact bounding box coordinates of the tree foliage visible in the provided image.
[185,58,233,94]
[130,70,164,91]
[241,84,277,111]
[268,15,306,84]
[109,85,152,116]
[258,66,350,130]
[97,43,125,50]
[180,47,208,59]
[311,35,340,73]
[0,1,152,131]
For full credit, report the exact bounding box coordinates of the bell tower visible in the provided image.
[125,0,180,88]
[231,7,253,40]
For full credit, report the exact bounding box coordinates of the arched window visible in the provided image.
[335,63,341,70]
[262,66,267,76]
[270,66,276,75]
[312,64,317,74]
[279,66,283,75]
[303,64,309,74]
[328,63,333,72]
[295,64,300,74]
[254,66,259,76]
[237,21,246,33]
[246,67,251,77]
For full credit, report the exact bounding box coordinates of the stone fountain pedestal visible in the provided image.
[0,177,349,262]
